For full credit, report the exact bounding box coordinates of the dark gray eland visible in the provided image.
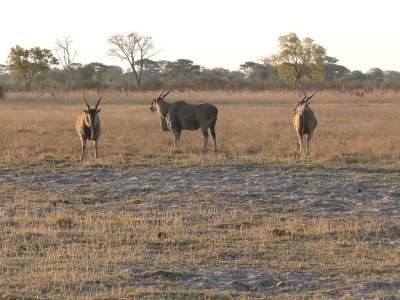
[150,89,218,152]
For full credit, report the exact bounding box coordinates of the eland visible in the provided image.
[150,89,218,152]
[293,92,317,155]
[76,96,102,161]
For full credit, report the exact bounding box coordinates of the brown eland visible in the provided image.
[293,91,317,156]
[76,96,102,161]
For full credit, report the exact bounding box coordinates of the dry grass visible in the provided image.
[0,188,399,298]
[0,90,399,298]
[1,89,399,168]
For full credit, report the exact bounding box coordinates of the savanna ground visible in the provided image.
[0,90,399,299]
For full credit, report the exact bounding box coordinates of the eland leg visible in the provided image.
[306,133,313,156]
[79,137,86,162]
[201,127,209,152]
[209,126,217,152]
[172,129,181,149]
[297,133,303,154]
[94,140,99,159]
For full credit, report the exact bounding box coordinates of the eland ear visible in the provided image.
[84,109,90,114]
[96,109,101,113]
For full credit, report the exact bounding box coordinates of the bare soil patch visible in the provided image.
[2,164,399,216]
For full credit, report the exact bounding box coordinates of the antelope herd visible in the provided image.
[76,90,318,160]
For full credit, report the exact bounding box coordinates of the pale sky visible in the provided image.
[2,0,400,72]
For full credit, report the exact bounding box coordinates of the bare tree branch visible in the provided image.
[55,36,77,89]
[107,32,158,89]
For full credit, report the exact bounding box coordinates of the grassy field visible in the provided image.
[0,90,399,298]
[1,89,400,167]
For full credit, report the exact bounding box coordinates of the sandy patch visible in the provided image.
[2,164,399,217]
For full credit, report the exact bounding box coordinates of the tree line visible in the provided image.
[1,32,400,93]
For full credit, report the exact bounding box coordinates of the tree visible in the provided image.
[140,59,162,80]
[206,68,232,80]
[155,60,172,85]
[55,36,77,89]
[324,56,349,80]
[259,57,279,81]
[0,64,8,75]
[384,70,400,81]
[240,61,263,79]
[274,32,327,83]
[102,65,123,85]
[8,45,58,90]
[0,65,7,99]
[107,32,157,89]
[241,59,278,81]
[0,64,11,84]
[73,62,107,88]
[367,68,384,81]
[346,70,368,81]
[166,59,201,79]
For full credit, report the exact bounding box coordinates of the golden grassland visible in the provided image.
[0,90,399,298]
[0,89,399,168]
